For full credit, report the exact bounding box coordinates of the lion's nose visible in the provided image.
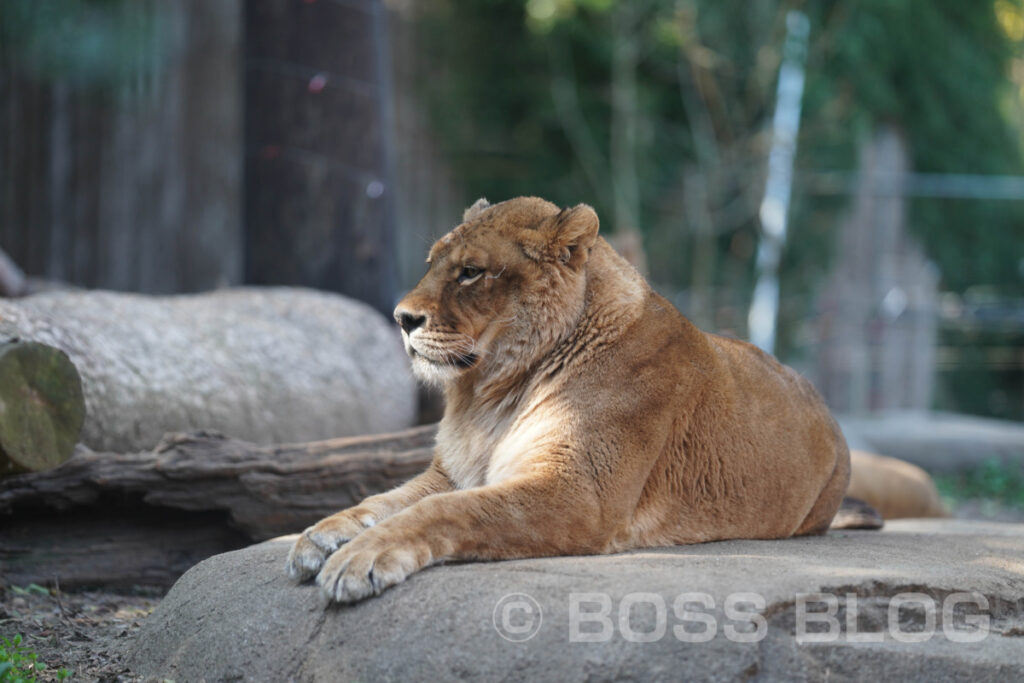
[394,309,427,334]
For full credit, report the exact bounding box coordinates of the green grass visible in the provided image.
[0,634,70,682]
[934,458,1024,507]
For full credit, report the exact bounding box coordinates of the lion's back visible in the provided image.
[615,322,849,546]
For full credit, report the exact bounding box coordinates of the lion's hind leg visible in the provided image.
[793,447,853,536]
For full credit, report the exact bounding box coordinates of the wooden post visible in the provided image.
[814,126,938,413]
[0,0,243,294]
[244,0,400,315]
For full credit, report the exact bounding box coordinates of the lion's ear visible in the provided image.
[462,198,491,223]
[541,204,599,268]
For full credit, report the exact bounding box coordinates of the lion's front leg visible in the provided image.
[286,462,452,581]
[315,476,607,603]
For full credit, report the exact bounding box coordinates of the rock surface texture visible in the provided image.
[0,287,416,451]
[126,520,1024,682]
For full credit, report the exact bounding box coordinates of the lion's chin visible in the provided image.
[409,349,479,387]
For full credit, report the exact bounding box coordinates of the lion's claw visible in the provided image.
[285,512,373,581]
[314,532,425,603]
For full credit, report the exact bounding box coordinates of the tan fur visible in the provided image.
[848,450,948,519]
[286,197,851,603]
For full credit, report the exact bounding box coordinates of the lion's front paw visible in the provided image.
[315,531,429,604]
[285,510,375,581]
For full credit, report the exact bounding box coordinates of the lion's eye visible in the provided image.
[458,266,484,284]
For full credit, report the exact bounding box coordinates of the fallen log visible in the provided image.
[0,287,417,452]
[2,509,251,589]
[0,425,437,587]
[0,424,437,539]
[0,340,85,475]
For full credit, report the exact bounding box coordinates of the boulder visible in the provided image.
[126,520,1024,681]
[839,412,1024,473]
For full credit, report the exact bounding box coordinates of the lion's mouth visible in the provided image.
[451,352,479,369]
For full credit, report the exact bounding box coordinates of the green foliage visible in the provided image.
[800,0,1024,295]
[0,634,70,682]
[0,0,167,88]
[418,0,1024,288]
[934,458,1024,507]
[420,1,776,287]
[936,321,1024,421]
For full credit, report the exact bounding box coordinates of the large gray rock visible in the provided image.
[839,411,1024,473]
[126,520,1024,681]
[0,287,415,451]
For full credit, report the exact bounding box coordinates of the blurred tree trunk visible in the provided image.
[814,126,938,413]
[0,0,243,293]
[244,0,399,316]
[683,167,715,330]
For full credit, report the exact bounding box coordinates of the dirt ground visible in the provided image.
[0,585,160,682]
[3,500,1022,681]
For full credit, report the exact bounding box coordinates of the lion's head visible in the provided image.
[393,197,600,388]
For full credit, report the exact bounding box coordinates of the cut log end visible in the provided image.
[0,341,85,475]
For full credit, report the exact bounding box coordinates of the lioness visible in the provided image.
[287,196,852,603]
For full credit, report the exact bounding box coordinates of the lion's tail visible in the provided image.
[829,496,884,530]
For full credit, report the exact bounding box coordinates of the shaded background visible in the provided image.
[1,0,1022,422]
